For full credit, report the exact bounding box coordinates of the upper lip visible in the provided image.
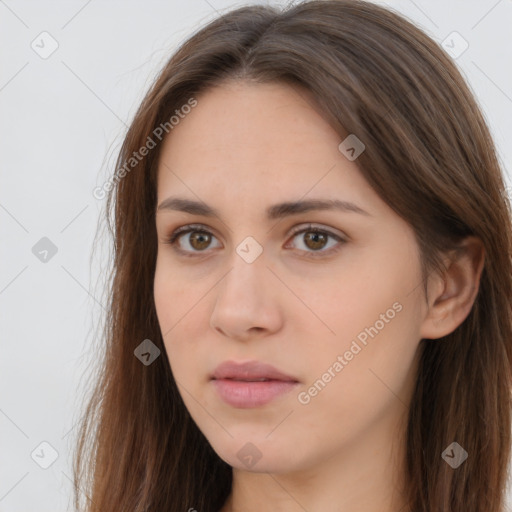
[211,360,299,382]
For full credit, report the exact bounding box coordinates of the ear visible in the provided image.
[420,236,485,340]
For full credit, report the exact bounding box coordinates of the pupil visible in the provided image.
[306,232,326,250]
[191,232,210,249]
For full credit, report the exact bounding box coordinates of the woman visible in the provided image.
[73,1,512,511]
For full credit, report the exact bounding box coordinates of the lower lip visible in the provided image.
[211,378,299,408]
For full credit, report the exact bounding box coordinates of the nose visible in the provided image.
[209,248,283,342]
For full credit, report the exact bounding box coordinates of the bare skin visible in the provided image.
[153,80,485,512]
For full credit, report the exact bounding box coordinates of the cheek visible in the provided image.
[153,256,195,332]
[153,260,209,381]
[296,242,423,405]
[296,300,421,447]
[153,263,173,334]
[154,262,183,364]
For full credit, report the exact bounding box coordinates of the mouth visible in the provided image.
[210,360,299,382]
[210,360,299,408]
[211,378,299,408]
[217,377,286,382]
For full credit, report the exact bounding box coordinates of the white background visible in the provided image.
[1,0,511,510]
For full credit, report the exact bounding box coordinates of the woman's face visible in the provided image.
[154,80,427,474]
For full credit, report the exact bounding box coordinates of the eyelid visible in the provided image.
[167,223,213,243]
[166,223,221,256]
[284,224,346,258]
[287,223,345,240]
[165,222,346,257]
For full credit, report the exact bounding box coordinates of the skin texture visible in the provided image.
[153,80,485,512]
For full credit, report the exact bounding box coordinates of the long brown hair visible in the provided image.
[73,1,512,510]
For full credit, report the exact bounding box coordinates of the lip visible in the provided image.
[210,360,299,408]
[211,360,299,382]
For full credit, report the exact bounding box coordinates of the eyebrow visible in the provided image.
[156,197,371,220]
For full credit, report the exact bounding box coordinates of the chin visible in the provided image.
[210,436,308,474]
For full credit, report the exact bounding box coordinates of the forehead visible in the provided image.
[155,80,378,213]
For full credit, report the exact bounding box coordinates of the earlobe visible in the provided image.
[419,236,485,340]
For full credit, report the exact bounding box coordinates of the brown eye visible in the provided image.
[287,225,345,258]
[166,224,221,255]
[303,231,328,251]
[165,223,345,259]
[188,231,212,250]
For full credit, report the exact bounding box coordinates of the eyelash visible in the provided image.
[164,223,346,259]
